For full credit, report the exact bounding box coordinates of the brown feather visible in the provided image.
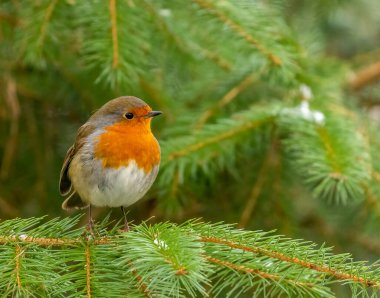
[62,191,89,210]
[59,145,75,195]
[59,123,95,208]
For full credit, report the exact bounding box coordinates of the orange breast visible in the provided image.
[94,120,160,173]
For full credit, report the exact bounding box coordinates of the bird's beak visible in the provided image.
[144,111,162,118]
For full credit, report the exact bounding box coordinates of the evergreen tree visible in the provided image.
[0,0,380,296]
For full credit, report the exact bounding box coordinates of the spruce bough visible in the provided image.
[0,216,379,297]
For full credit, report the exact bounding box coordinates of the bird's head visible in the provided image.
[90,96,162,133]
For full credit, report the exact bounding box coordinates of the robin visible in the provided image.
[59,96,162,232]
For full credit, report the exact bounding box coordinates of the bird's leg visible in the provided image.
[87,205,95,235]
[121,206,130,232]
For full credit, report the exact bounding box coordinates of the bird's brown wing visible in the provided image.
[59,145,75,196]
[59,123,95,210]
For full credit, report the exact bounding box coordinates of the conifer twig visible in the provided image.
[0,218,379,296]
[168,118,271,160]
[192,0,282,65]
[316,126,342,176]
[142,0,232,71]
[204,255,316,288]
[238,147,272,228]
[196,72,258,128]
[109,0,119,69]
[350,60,380,90]
[15,245,23,291]
[85,244,92,298]
[128,261,151,297]
[201,236,380,288]
[37,0,58,48]
[196,47,232,71]
[0,77,20,180]
[140,0,186,52]
[0,235,108,246]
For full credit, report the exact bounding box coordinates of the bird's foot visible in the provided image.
[123,220,130,232]
[81,218,96,239]
[121,206,130,232]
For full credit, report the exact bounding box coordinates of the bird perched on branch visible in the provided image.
[59,96,162,232]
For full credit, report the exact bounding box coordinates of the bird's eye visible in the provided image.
[124,112,134,119]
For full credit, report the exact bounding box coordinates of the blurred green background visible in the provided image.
[1,0,380,265]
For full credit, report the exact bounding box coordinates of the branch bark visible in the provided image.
[350,60,380,90]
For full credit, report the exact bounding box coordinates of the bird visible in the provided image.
[59,96,162,232]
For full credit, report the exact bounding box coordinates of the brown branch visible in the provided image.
[316,126,343,177]
[201,237,380,288]
[0,77,20,179]
[1,234,152,296]
[15,245,23,291]
[162,254,188,276]
[37,0,58,48]
[0,235,109,246]
[196,72,258,128]
[85,245,92,298]
[192,0,281,65]
[168,117,271,161]
[128,261,151,297]
[205,255,278,279]
[350,60,380,90]
[205,255,316,288]
[238,146,272,228]
[1,231,379,289]
[109,0,119,69]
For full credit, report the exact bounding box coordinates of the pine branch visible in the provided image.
[85,244,92,297]
[77,1,151,89]
[14,0,62,68]
[0,217,379,297]
[14,245,22,292]
[157,105,277,213]
[350,60,380,90]
[191,0,282,65]
[200,236,379,288]
[141,0,232,72]
[280,110,371,203]
[238,144,273,228]
[109,0,119,70]
[163,107,275,162]
[195,72,260,128]
[1,2,380,296]
[36,0,58,49]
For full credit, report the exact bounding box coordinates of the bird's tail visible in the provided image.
[62,191,89,210]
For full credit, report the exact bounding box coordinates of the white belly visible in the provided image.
[72,159,159,208]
